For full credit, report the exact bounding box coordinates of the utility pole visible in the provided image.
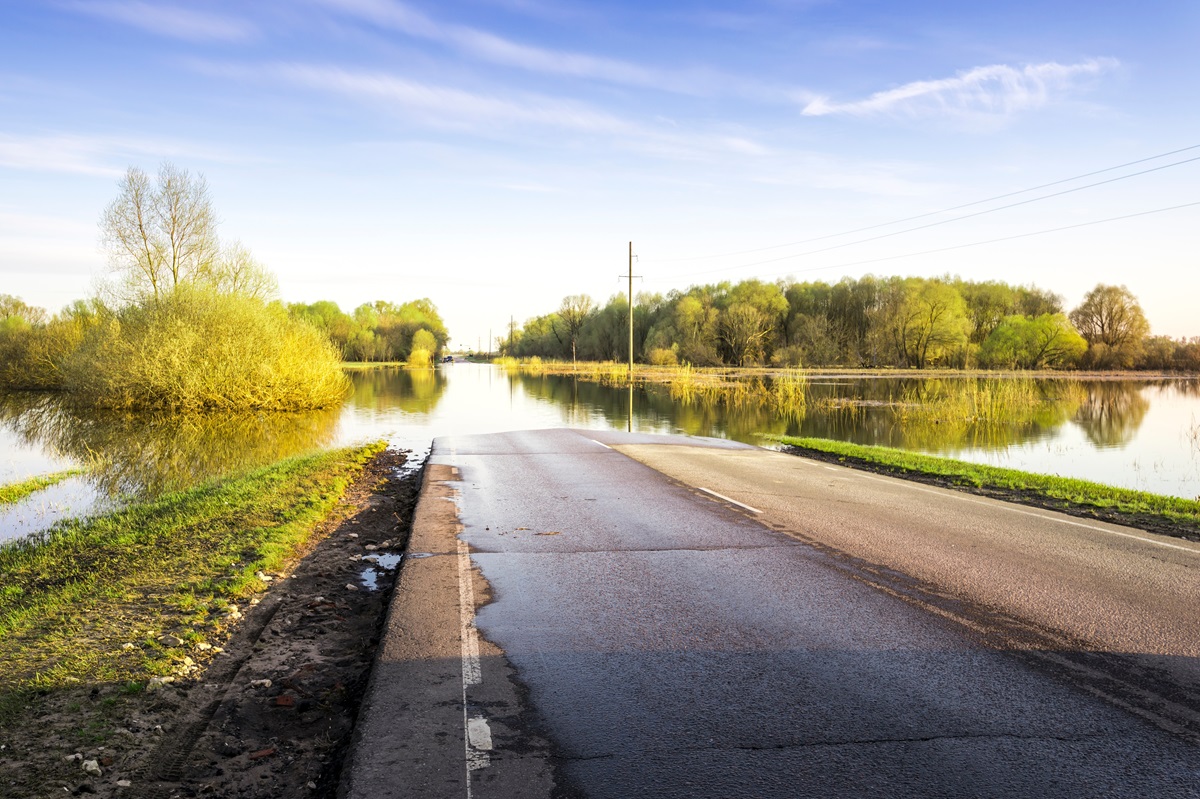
[628,241,633,381]
[620,242,640,383]
[509,316,515,356]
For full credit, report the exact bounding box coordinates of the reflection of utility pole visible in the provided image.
[619,241,641,383]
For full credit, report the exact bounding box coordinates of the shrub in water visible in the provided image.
[64,286,348,410]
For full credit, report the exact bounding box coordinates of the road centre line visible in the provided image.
[843,469,1200,555]
[699,487,763,514]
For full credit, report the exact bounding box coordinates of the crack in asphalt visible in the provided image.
[560,730,1106,762]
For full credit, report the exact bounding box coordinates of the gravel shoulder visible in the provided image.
[0,447,420,799]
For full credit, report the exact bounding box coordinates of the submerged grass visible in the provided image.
[0,470,83,506]
[775,436,1200,533]
[0,441,384,720]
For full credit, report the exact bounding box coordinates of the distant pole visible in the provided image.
[509,316,515,356]
[628,241,634,383]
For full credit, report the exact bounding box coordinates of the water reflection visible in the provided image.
[2,366,1197,542]
[0,392,340,498]
[346,366,446,415]
[1075,382,1151,448]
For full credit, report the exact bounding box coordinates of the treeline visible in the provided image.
[0,163,441,410]
[287,299,448,365]
[504,276,1200,371]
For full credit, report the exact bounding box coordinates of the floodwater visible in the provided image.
[2,364,1199,542]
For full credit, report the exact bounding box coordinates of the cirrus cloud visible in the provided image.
[803,58,1119,119]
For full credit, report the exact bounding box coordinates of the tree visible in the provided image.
[205,241,279,300]
[879,279,970,368]
[981,314,1086,369]
[554,294,594,367]
[1069,284,1150,368]
[100,163,218,303]
[0,295,48,326]
[719,303,772,366]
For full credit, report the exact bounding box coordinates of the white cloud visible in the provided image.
[803,59,1119,119]
[262,62,780,164]
[308,0,795,100]
[0,134,125,176]
[273,63,640,135]
[0,133,242,177]
[60,1,255,42]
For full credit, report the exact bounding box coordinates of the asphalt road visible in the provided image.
[345,428,1200,799]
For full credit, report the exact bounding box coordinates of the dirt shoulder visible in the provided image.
[0,447,420,799]
[780,444,1200,543]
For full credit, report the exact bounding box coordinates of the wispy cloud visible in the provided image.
[803,59,1118,119]
[203,60,777,164]
[308,0,799,101]
[0,133,240,177]
[272,63,640,134]
[59,1,256,42]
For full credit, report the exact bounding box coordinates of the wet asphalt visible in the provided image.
[368,428,1200,798]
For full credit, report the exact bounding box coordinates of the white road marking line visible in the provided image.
[590,439,612,449]
[699,487,763,514]
[457,538,482,686]
[457,537,487,794]
[467,716,494,751]
[849,470,1200,555]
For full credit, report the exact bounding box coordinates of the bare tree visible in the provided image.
[100,163,218,303]
[555,294,594,368]
[204,241,279,301]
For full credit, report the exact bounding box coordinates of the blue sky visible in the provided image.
[2,0,1197,348]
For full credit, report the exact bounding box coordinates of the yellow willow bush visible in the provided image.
[64,287,349,411]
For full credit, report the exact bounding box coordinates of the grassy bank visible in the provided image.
[0,442,384,722]
[776,436,1200,538]
[0,469,83,505]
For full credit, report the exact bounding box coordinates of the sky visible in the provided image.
[1,0,1198,349]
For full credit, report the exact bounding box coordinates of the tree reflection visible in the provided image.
[0,392,341,498]
[1074,382,1151,448]
[346,366,447,415]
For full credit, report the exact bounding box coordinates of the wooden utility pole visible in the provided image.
[619,242,640,382]
[628,241,634,382]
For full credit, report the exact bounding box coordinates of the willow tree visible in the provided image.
[1070,284,1150,368]
[100,163,218,304]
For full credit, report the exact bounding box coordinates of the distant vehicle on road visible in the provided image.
[441,355,454,363]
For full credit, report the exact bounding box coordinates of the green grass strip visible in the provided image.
[774,436,1200,529]
[0,470,84,506]
[0,441,385,709]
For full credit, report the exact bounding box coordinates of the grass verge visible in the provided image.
[0,469,84,505]
[775,436,1200,541]
[0,441,385,724]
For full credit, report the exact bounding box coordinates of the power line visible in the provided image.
[654,155,1200,281]
[741,200,1200,278]
[655,143,1200,266]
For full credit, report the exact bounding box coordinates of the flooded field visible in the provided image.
[2,364,1199,541]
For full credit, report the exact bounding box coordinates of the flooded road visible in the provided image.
[3,364,1200,542]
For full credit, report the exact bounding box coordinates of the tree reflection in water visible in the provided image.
[0,392,341,498]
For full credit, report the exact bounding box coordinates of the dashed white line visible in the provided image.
[699,487,763,514]
[848,470,1200,555]
[590,439,612,449]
